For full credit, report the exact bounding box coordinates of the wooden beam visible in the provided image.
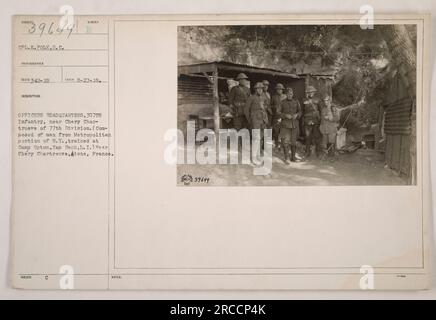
[178,72,229,81]
[216,64,301,79]
[178,63,216,75]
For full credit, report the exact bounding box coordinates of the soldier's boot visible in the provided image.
[328,143,336,161]
[315,144,321,158]
[275,137,281,150]
[322,143,330,159]
[325,143,332,157]
[283,145,290,165]
[305,143,311,157]
[331,143,337,156]
[290,145,297,162]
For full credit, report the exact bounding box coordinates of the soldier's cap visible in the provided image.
[253,82,264,89]
[275,83,285,90]
[262,80,270,86]
[236,73,249,80]
[285,87,294,93]
[305,85,317,93]
[323,95,331,101]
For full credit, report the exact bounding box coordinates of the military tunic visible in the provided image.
[262,91,271,104]
[303,98,321,125]
[228,85,251,130]
[320,105,340,146]
[271,93,287,137]
[277,98,302,145]
[244,94,269,129]
[303,98,322,155]
[261,91,272,128]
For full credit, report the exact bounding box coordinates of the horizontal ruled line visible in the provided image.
[18,81,108,84]
[17,65,109,68]
[18,49,108,52]
[22,33,108,36]
[17,272,429,276]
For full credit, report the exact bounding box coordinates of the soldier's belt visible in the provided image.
[305,121,318,126]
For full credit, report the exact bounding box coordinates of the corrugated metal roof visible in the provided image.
[178,60,302,79]
[179,60,336,79]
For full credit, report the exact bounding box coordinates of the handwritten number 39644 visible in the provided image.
[28,22,74,38]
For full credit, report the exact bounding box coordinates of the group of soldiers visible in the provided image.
[228,72,340,164]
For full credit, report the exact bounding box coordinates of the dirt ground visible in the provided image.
[177,145,407,186]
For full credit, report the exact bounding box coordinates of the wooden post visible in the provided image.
[212,67,220,136]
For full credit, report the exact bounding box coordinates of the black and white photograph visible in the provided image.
[177,24,418,186]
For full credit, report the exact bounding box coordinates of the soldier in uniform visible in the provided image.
[245,82,269,142]
[262,80,271,99]
[277,88,302,164]
[262,80,272,127]
[270,83,287,148]
[319,95,340,159]
[228,73,251,130]
[303,85,321,158]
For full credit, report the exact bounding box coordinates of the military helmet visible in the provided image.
[262,80,270,86]
[305,85,317,93]
[236,73,248,80]
[275,83,285,90]
[253,82,264,89]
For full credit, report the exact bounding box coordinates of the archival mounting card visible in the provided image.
[11,14,432,290]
